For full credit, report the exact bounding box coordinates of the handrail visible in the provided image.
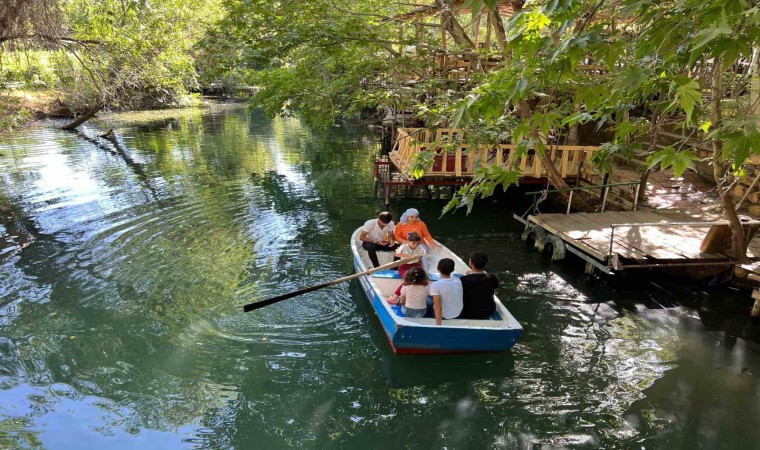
[525,181,641,216]
[610,220,760,228]
[390,128,601,180]
[524,181,640,196]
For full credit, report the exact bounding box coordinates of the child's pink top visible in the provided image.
[401,284,429,310]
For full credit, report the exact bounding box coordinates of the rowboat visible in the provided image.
[351,228,523,354]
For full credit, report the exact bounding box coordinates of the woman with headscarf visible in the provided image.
[393,208,439,249]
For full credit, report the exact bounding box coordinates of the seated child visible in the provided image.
[389,231,427,301]
[387,266,429,318]
[429,258,463,325]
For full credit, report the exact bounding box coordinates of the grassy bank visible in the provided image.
[0,90,60,134]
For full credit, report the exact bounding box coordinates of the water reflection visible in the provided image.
[0,103,758,449]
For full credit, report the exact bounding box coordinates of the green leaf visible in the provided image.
[562,112,594,127]
[468,0,485,19]
[646,147,698,177]
[711,38,752,70]
[670,77,702,123]
[615,66,648,93]
[722,131,760,169]
[599,40,624,70]
[483,0,498,10]
[691,22,731,53]
[621,0,655,17]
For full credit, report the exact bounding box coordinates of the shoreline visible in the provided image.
[0,90,249,135]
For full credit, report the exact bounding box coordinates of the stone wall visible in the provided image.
[667,136,760,217]
[733,154,760,217]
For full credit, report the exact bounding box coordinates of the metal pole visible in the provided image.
[620,260,750,269]
[608,225,615,267]
[566,190,574,214]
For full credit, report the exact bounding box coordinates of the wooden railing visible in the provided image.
[390,128,601,179]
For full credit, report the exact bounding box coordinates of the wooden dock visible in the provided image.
[517,210,760,275]
[741,263,760,318]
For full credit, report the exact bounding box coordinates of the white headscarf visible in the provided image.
[400,208,420,224]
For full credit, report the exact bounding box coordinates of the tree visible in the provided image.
[442,0,760,262]
[1,0,223,129]
[196,0,498,126]
[0,0,66,46]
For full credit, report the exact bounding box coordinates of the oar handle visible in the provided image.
[242,256,417,312]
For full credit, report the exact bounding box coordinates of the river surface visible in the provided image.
[1,103,759,449]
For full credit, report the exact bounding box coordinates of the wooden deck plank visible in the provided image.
[576,212,719,260]
[530,214,646,260]
[572,212,686,260]
[577,211,710,260]
[528,216,609,261]
[529,210,756,267]
[612,211,733,259]
[534,213,646,259]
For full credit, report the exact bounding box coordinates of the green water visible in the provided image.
[1,103,759,449]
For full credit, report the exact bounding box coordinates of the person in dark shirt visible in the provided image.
[459,251,499,319]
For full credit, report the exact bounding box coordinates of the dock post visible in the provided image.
[752,290,760,318]
[384,184,391,206]
[584,262,594,275]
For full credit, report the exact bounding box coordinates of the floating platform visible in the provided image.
[515,210,760,275]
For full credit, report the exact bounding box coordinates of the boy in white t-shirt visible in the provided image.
[429,258,463,325]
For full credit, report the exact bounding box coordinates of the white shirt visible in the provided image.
[430,277,463,319]
[395,243,426,258]
[361,219,395,242]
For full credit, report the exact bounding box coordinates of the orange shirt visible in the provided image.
[394,221,433,244]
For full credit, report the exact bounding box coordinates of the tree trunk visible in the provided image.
[751,47,759,117]
[488,9,507,58]
[639,109,661,204]
[436,0,476,50]
[710,58,749,264]
[61,103,103,130]
[517,100,593,211]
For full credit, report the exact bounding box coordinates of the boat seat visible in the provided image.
[356,242,396,268]
[391,304,502,321]
[372,270,402,279]
[372,270,464,280]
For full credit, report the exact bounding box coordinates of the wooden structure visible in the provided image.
[516,209,760,276]
[376,127,601,204]
[741,263,760,318]
[390,128,600,179]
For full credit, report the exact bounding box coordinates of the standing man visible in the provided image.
[429,258,463,325]
[359,212,398,268]
[459,251,499,319]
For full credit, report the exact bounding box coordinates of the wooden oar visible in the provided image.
[242,256,417,312]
